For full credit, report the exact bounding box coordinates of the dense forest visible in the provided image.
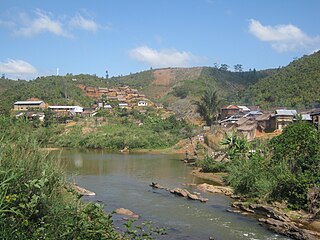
[243,51,320,109]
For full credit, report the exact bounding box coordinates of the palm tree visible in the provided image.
[194,89,220,126]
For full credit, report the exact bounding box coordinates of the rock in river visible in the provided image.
[115,208,140,219]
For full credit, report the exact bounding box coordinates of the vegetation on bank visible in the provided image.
[197,122,320,213]
[54,109,190,150]
[0,117,122,239]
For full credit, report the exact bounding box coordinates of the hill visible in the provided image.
[0,74,108,113]
[0,77,23,94]
[243,51,320,109]
[108,67,274,119]
[0,67,274,115]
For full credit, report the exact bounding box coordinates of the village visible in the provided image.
[12,85,164,122]
[12,84,320,143]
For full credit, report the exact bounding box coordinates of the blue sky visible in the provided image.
[0,0,319,79]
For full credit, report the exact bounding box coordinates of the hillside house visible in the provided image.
[137,101,148,107]
[244,110,263,119]
[256,113,273,132]
[237,120,257,141]
[82,108,96,117]
[14,101,46,111]
[309,109,320,129]
[118,103,129,109]
[238,105,251,114]
[49,106,83,115]
[104,104,112,110]
[220,105,240,119]
[274,109,297,130]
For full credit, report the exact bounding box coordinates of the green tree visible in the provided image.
[194,89,220,126]
[269,122,320,209]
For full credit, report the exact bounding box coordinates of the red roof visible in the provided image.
[222,105,240,110]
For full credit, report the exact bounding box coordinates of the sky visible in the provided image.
[0,0,320,80]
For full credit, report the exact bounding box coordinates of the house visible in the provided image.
[274,109,297,130]
[236,120,257,141]
[104,104,112,110]
[155,103,163,109]
[244,110,263,119]
[256,113,273,132]
[82,108,96,117]
[48,106,83,115]
[238,106,251,114]
[300,114,312,122]
[26,112,45,121]
[310,109,320,129]
[137,101,148,107]
[14,101,46,111]
[118,103,129,109]
[220,105,240,120]
[219,115,242,125]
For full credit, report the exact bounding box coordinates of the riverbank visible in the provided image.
[191,168,320,240]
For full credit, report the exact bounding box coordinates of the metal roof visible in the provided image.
[275,109,297,116]
[301,114,312,121]
[14,101,43,105]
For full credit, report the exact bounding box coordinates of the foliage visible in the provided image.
[269,122,320,209]
[194,89,220,125]
[226,152,275,198]
[217,123,320,210]
[55,110,190,150]
[172,86,189,99]
[123,219,166,240]
[0,74,106,113]
[0,116,122,239]
[244,51,320,108]
[196,155,227,173]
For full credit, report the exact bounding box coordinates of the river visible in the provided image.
[57,149,290,240]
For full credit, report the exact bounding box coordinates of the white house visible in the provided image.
[118,103,129,109]
[137,101,148,107]
[104,104,112,109]
[48,106,83,115]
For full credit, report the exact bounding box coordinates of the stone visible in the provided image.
[259,218,319,240]
[197,183,233,196]
[70,183,95,196]
[115,208,139,219]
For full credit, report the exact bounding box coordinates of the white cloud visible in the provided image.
[129,46,204,68]
[0,19,15,28]
[248,19,320,52]
[69,14,98,32]
[0,59,37,79]
[0,9,109,38]
[15,9,70,37]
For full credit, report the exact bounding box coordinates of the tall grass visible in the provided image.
[0,117,121,239]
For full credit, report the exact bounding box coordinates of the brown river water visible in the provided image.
[56,149,291,240]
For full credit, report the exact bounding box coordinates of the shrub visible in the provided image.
[197,155,227,173]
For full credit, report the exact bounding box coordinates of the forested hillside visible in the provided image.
[243,51,320,108]
[0,67,273,115]
[0,74,108,113]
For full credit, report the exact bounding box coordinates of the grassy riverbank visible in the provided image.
[0,117,122,239]
[40,108,192,151]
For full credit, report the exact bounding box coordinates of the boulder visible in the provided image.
[259,218,319,240]
[115,208,139,219]
[70,183,95,196]
[170,188,189,198]
[197,183,233,196]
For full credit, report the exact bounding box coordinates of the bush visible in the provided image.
[197,155,227,173]
[0,117,121,239]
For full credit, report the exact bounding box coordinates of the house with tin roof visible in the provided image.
[274,109,297,131]
[14,101,46,111]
